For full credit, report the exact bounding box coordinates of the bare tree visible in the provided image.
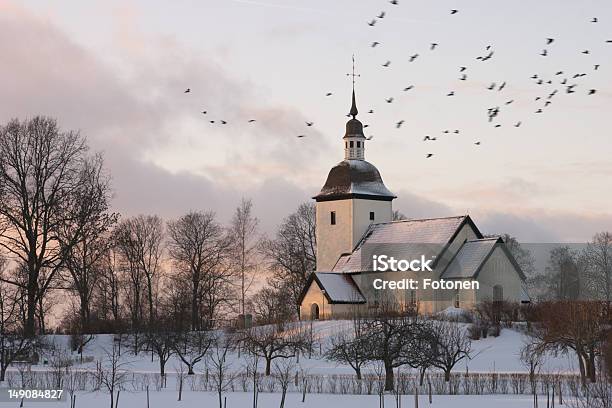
[242,322,310,376]
[98,343,130,408]
[429,320,472,382]
[250,286,292,326]
[172,329,214,375]
[0,117,93,336]
[583,232,612,308]
[325,315,369,379]
[208,333,235,408]
[167,211,231,330]
[262,203,316,317]
[0,268,39,381]
[229,198,260,317]
[274,358,296,408]
[60,154,117,346]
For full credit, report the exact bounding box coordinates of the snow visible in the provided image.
[314,273,365,303]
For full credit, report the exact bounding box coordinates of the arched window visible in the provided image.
[310,303,320,320]
[454,289,460,308]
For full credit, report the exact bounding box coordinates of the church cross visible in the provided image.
[346,55,360,89]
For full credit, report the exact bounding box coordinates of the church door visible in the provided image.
[310,303,320,320]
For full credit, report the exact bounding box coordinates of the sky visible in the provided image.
[1,0,611,242]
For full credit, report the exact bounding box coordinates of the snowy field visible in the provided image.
[18,320,577,376]
[0,391,557,408]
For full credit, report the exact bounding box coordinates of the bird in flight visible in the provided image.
[531,74,538,79]
[487,83,496,90]
[297,135,306,138]
[423,135,437,141]
[450,9,458,14]
[368,20,377,27]
[426,153,434,158]
[474,141,481,145]
[210,120,215,124]
[377,11,386,18]
[447,91,455,96]
[555,71,564,75]
[220,120,227,124]
[459,74,467,81]
[396,120,405,128]
[498,82,507,91]
[594,64,600,70]
[494,124,501,128]
[591,17,598,23]
[366,136,374,140]
[390,0,398,4]
[371,41,380,47]
[453,130,460,134]
[545,101,552,107]
[540,49,548,57]
[364,124,369,128]
[514,121,522,128]
[430,43,438,50]
[403,85,414,91]
[566,85,577,94]
[248,119,256,123]
[382,60,391,67]
[546,38,555,45]
[505,100,514,105]
[582,50,590,54]
[459,66,467,72]
[409,54,419,62]
[385,97,394,103]
[326,92,333,96]
[535,109,543,113]
[201,110,207,114]
[184,88,191,93]
[368,109,374,113]
[306,121,314,127]
[588,89,597,95]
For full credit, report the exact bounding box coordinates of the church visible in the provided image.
[298,90,528,320]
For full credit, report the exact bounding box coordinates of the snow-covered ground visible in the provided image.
[2,390,555,408]
[28,320,577,376]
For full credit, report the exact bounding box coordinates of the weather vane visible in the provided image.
[346,54,360,90]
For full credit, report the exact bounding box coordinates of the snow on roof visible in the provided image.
[314,272,366,303]
[314,160,396,201]
[333,216,470,273]
[440,238,500,279]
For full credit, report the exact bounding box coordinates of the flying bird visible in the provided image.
[450,9,458,14]
[545,101,552,107]
[588,89,597,95]
[505,100,514,105]
[371,41,380,47]
[582,50,590,54]
[555,71,564,75]
[220,120,227,124]
[390,0,398,4]
[459,74,467,81]
[184,88,191,93]
[474,141,481,145]
[201,110,207,114]
[447,91,455,96]
[326,92,333,96]
[594,64,600,70]
[368,109,374,113]
[459,66,467,72]
[209,120,215,124]
[514,121,522,127]
[297,135,306,138]
[403,85,414,91]
[385,97,394,103]
[546,38,555,45]
[396,120,404,128]
[498,82,506,91]
[409,54,419,62]
[306,121,314,127]
[377,11,386,18]
[430,43,438,50]
[382,60,391,67]
[368,19,377,26]
[531,74,538,79]
[423,135,437,141]
[540,49,548,57]
[363,124,369,128]
[426,153,434,158]
[494,124,501,128]
[453,130,460,134]
[535,109,543,113]
[248,119,256,123]
[591,17,598,23]
[487,83,496,90]
[366,136,374,140]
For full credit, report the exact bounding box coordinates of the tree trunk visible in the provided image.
[444,369,451,382]
[265,358,272,376]
[355,366,362,380]
[384,362,395,391]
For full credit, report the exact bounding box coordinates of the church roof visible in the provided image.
[314,159,396,201]
[440,237,526,280]
[332,215,482,273]
[299,272,366,304]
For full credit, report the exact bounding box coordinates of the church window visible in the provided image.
[369,211,375,221]
[330,211,336,225]
[454,289,460,308]
[349,141,354,148]
[357,141,361,148]
[493,285,503,302]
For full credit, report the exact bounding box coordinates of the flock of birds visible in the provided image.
[183,2,611,159]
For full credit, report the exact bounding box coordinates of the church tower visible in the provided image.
[314,85,396,272]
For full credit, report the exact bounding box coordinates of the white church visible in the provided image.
[299,90,528,320]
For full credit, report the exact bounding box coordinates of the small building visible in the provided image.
[299,90,527,320]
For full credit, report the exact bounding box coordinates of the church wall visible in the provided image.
[433,222,480,278]
[475,247,523,303]
[352,199,392,247]
[316,199,354,271]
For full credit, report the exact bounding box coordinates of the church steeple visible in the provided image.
[344,55,365,160]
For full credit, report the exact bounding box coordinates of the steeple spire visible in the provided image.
[347,55,360,118]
